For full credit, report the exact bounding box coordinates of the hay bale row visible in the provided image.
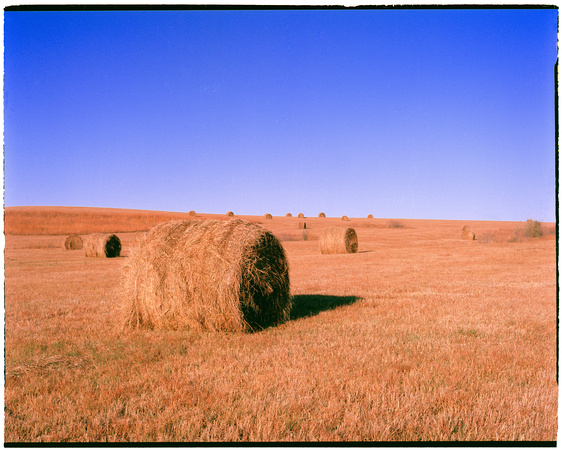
[63,234,83,250]
[320,227,358,254]
[84,233,121,257]
[122,219,291,332]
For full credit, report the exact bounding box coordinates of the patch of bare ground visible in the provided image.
[4,208,557,442]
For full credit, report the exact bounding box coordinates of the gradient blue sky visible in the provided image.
[4,8,558,221]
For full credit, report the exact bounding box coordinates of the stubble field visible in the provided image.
[3,206,558,442]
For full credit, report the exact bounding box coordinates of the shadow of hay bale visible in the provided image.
[290,295,361,321]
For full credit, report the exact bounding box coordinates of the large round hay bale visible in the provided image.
[122,219,291,332]
[298,222,307,229]
[342,215,348,221]
[367,214,374,219]
[188,210,196,217]
[226,211,234,217]
[320,227,358,254]
[63,234,83,250]
[318,212,326,218]
[286,213,292,217]
[298,213,304,218]
[84,233,121,257]
[461,228,476,240]
[265,213,273,219]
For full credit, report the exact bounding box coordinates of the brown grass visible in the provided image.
[3,208,557,442]
[62,234,83,250]
[122,219,291,332]
[320,227,358,254]
[84,234,122,258]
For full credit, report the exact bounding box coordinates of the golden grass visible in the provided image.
[3,208,557,442]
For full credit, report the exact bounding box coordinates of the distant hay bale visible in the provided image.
[342,215,348,221]
[188,210,196,217]
[265,213,273,219]
[286,213,292,217]
[298,213,304,218]
[84,233,121,257]
[226,211,234,217]
[320,227,358,254]
[318,212,326,218]
[367,214,374,219]
[62,234,83,250]
[298,222,307,229]
[461,227,476,240]
[122,219,291,332]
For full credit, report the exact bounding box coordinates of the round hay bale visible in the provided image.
[265,213,273,219]
[122,219,291,332]
[62,234,83,250]
[188,210,196,217]
[320,227,358,254]
[286,213,292,217]
[318,212,326,218]
[461,228,476,240]
[298,213,304,218]
[84,233,121,257]
[226,211,234,217]
[367,214,374,219]
[298,222,307,229]
[342,215,348,221]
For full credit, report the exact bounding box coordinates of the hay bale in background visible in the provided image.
[320,227,358,254]
[265,213,273,219]
[461,226,476,240]
[367,214,374,219]
[318,212,326,218]
[286,213,292,217]
[122,219,291,332]
[342,215,348,221]
[226,211,234,217]
[298,213,305,218]
[298,222,307,229]
[63,234,83,250]
[188,210,196,217]
[84,233,121,257]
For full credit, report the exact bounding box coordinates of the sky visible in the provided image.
[4,7,558,221]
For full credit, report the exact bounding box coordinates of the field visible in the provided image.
[4,206,558,442]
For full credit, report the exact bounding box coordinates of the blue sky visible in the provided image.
[4,8,558,221]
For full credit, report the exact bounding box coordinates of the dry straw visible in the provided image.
[265,213,273,219]
[62,234,83,250]
[461,226,476,240]
[84,233,121,257]
[122,219,291,332]
[320,227,358,254]
[298,222,307,229]
[318,212,326,218]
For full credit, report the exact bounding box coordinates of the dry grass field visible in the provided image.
[4,207,558,442]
